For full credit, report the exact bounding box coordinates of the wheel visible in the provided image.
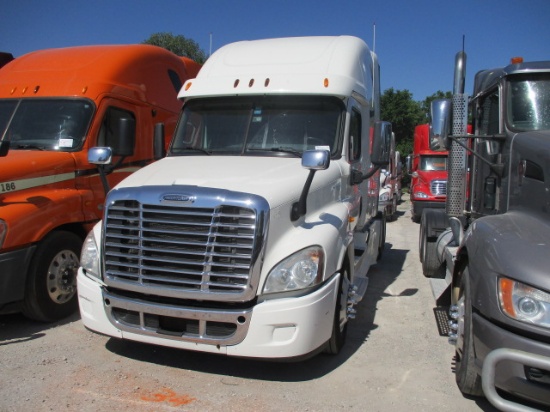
[453,267,483,396]
[324,269,349,354]
[391,194,398,220]
[377,217,386,261]
[22,231,82,322]
[420,209,445,278]
[418,211,427,262]
[421,238,441,278]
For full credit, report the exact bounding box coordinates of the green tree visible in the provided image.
[142,32,207,64]
[380,88,423,158]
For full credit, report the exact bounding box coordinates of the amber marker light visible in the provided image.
[498,277,516,317]
[185,82,193,91]
[510,57,524,64]
[324,78,329,88]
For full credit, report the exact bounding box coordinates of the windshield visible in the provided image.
[420,155,447,171]
[507,74,550,131]
[171,96,344,157]
[0,99,94,151]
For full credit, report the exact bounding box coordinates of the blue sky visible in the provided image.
[2,0,548,101]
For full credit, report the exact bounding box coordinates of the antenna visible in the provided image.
[209,32,213,57]
[373,22,376,53]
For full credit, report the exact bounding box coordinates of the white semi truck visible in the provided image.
[77,36,390,359]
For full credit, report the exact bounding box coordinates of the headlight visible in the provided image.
[263,246,324,294]
[0,220,6,249]
[379,192,390,202]
[499,277,550,328]
[80,230,101,279]
[414,191,429,199]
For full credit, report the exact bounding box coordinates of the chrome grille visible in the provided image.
[103,194,261,300]
[431,180,447,196]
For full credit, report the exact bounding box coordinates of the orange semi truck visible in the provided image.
[0,45,201,321]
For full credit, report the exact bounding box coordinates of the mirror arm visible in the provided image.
[449,136,504,177]
[351,164,382,185]
[97,165,110,195]
[291,170,317,221]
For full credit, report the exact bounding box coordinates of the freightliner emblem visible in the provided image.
[161,194,196,203]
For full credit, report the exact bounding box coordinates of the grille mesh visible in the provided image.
[430,180,447,196]
[103,200,256,295]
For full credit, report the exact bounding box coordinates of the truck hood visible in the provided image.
[0,150,77,193]
[114,155,343,208]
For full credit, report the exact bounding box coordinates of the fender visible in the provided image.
[260,200,352,290]
[0,188,90,250]
[456,211,550,325]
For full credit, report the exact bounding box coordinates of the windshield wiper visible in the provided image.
[178,146,212,155]
[247,146,302,157]
[12,143,46,151]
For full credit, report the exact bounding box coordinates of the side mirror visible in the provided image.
[0,140,9,157]
[430,99,451,151]
[111,117,136,157]
[291,149,331,221]
[405,155,412,174]
[302,149,330,170]
[88,147,113,165]
[371,121,391,167]
[154,123,166,160]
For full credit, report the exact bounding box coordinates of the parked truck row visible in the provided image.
[421,52,550,409]
[0,45,201,321]
[4,34,549,410]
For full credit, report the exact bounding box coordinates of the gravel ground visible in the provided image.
[0,194,498,412]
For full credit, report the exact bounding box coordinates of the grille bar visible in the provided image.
[103,289,252,346]
[430,180,447,196]
[102,187,268,301]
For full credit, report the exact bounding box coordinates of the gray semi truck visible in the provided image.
[420,52,550,410]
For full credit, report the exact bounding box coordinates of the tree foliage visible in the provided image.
[142,32,207,64]
[380,88,452,159]
[381,88,423,148]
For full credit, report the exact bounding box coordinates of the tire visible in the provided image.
[419,215,425,262]
[22,231,82,322]
[420,209,445,278]
[377,217,386,261]
[453,267,484,396]
[421,239,441,278]
[324,270,349,355]
[391,194,398,221]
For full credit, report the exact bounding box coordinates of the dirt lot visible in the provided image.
[0,195,498,412]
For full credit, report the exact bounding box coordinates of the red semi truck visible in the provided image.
[407,124,448,222]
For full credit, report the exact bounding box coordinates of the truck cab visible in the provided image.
[0,45,200,321]
[408,124,448,223]
[422,54,550,409]
[78,36,390,359]
[378,133,402,221]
